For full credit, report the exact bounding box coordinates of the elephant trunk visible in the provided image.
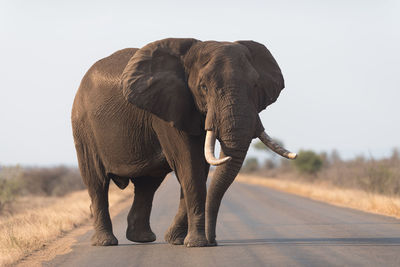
[204,110,297,244]
[205,148,248,244]
[205,104,255,244]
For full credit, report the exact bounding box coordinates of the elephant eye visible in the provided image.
[201,85,208,92]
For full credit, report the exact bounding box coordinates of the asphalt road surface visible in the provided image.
[45,176,400,267]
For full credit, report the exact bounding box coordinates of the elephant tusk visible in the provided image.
[258,131,297,159]
[204,131,232,166]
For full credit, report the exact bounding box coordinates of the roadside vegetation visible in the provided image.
[240,140,400,218]
[0,165,133,266]
[0,166,85,214]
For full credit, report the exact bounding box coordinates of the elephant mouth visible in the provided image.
[204,129,297,166]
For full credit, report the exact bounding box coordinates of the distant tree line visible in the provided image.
[241,139,400,196]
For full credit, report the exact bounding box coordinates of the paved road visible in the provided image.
[45,176,400,267]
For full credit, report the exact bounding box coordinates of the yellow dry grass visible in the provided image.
[236,174,400,219]
[0,184,133,266]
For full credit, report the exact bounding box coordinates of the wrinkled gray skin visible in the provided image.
[71,38,285,247]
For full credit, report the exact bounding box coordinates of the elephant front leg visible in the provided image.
[154,121,209,247]
[126,175,164,243]
[165,188,188,245]
[181,176,208,247]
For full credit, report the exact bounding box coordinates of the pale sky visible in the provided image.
[1,0,399,165]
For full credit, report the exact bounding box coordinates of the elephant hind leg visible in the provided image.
[75,142,118,246]
[126,175,165,243]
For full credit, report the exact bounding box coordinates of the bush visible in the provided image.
[292,150,323,175]
[0,165,85,210]
[364,164,397,194]
[0,165,86,213]
[241,157,259,173]
[21,166,84,196]
[264,159,276,170]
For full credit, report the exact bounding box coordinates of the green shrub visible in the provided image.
[0,179,21,210]
[292,150,323,175]
[0,166,23,211]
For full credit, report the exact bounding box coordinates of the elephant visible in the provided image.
[71,38,296,247]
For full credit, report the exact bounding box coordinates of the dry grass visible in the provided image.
[0,183,133,266]
[247,149,400,197]
[237,174,400,219]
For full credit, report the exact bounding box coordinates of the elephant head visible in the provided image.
[121,38,296,244]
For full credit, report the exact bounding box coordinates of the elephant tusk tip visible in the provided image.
[204,130,232,166]
[288,153,297,159]
[216,156,232,166]
[208,156,232,166]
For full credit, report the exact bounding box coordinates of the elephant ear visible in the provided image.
[121,38,202,135]
[236,41,285,112]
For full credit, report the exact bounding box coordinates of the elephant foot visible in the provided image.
[126,226,156,243]
[164,225,187,245]
[207,239,218,246]
[91,231,118,246]
[183,232,208,247]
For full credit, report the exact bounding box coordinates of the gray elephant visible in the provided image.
[71,38,296,247]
